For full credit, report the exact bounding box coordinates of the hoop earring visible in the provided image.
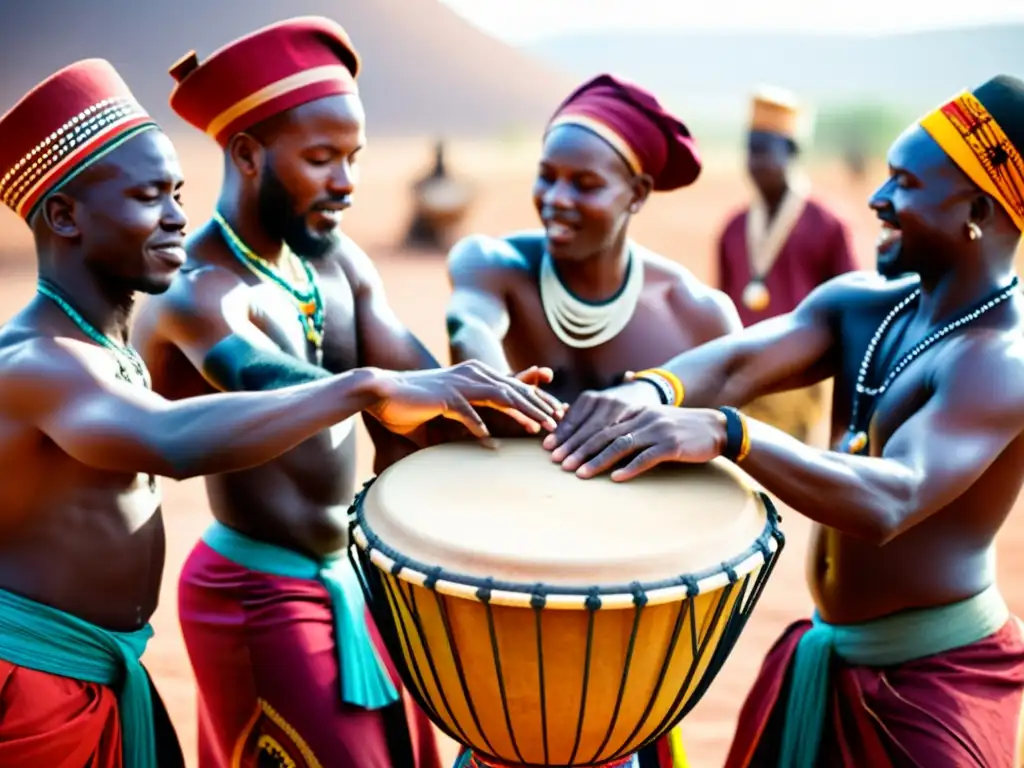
[967,222,983,241]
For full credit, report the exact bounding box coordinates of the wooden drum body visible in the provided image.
[349,439,784,767]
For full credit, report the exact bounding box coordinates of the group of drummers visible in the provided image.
[0,12,1023,768]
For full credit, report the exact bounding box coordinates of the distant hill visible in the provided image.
[526,24,1024,149]
[0,0,575,138]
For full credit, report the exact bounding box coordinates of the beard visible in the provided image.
[875,244,909,280]
[256,164,336,260]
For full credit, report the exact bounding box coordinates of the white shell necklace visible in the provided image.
[842,275,1020,454]
[539,247,644,349]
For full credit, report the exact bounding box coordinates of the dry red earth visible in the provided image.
[1,137,1022,766]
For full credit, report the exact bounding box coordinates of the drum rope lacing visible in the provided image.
[348,479,787,767]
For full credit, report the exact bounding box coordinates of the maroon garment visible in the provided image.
[716,198,856,327]
[724,618,1024,768]
[178,540,441,768]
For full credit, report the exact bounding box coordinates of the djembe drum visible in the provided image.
[349,439,783,767]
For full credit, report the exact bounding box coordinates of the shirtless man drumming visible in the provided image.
[546,74,1024,767]
[0,58,556,768]
[132,17,559,768]
[447,73,740,409]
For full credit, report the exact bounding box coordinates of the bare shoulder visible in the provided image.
[0,333,102,413]
[323,230,378,294]
[934,322,1024,412]
[799,269,907,318]
[446,231,536,287]
[638,247,738,328]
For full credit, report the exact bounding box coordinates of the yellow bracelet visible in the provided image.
[718,406,752,463]
[737,410,751,462]
[634,368,685,407]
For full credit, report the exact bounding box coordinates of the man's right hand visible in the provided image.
[366,361,562,443]
[541,382,662,463]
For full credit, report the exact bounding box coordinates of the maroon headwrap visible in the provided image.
[547,73,701,191]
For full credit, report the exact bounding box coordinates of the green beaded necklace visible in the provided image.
[213,211,325,364]
[37,278,150,388]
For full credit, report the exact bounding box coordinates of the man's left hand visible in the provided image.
[566,407,728,482]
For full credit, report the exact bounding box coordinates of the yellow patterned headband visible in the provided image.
[920,91,1024,232]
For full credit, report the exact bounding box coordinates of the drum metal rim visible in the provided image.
[350,489,782,610]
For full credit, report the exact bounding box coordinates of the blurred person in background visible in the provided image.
[716,87,857,442]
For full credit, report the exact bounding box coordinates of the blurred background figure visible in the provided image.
[715,87,856,443]
[404,139,475,251]
[843,139,868,185]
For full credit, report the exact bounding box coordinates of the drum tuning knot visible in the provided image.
[629,581,648,608]
[723,563,738,583]
[585,588,602,612]
[754,538,770,560]
[682,575,699,598]
[424,566,443,590]
[475,577,494,603]
[530,585,547,610]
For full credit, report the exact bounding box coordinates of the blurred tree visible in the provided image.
[811,102,912,161]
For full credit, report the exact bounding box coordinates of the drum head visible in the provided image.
[358,438,767,589]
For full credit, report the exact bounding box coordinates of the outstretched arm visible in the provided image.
[7,341,557,482]
[445,235,515,373]
[14,339,379,480]
[546,274,853,460]
[569,335,1024,545]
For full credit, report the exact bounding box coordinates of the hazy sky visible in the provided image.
[439,0,1024,43]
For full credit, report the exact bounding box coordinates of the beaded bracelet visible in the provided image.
[718,406,751,463]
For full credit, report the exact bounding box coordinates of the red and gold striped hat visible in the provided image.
[0,59,157,221]
[168,16,360,147]
[547,73,701,192]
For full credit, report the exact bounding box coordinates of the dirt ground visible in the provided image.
[2,137,1024,767]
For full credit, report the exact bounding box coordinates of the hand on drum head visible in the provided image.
[554,405,726,482]
[542,382,662,463]
[513,365,567,418]
[367,361,562,445]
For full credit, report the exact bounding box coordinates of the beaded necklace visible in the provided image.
[213,211,325,364]
[538,247,644,349]
[37,278,156,492]
[842,275,1020,454]
[37,278,150,388]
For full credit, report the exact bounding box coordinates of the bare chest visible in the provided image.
[247,263,359,371]
[504,284,705,400]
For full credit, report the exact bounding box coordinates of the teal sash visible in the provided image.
[0,588,156,766]
[201,521,399,709]
[778,584,1010,768]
